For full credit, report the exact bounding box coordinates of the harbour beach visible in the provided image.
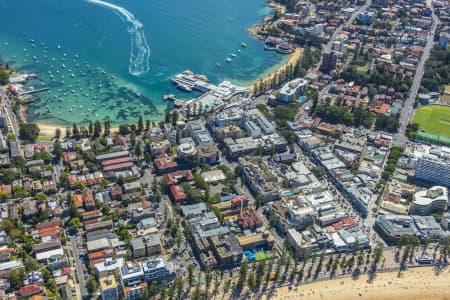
[0,0,284,126]
[249,48,303,90]
[268,267,450,300]
[36,122,118,138]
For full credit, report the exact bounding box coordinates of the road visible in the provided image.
[314,0,372,72]
[394,5,439,144]
[69,235,88,299]
[0,88,20,144]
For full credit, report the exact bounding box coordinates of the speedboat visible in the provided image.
[241,42,247,48]
[216,62,220,68]
[230,53,237,57]
[226,57,232,62]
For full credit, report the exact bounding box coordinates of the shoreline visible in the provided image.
[36,122,119,138]
[34,49,302,136]
[16,0,291,134]
[247,0,286,41]
[267,266,450,300]
[247,48,302,90]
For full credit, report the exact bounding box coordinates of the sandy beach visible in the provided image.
[248,48,303,89]
[37,122,118,138]
[268,267,450,300]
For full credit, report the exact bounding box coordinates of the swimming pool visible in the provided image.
[281,191,293,196]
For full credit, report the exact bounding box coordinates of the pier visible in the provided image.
[19,96,38,104]
[163,94,184,108]
[19,87,50,96]
[170,70,247,99]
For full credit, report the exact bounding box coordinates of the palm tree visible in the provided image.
[187,264,195,287]
[223,279,231,297]
[265,257,274,284]
[176,277,184,299]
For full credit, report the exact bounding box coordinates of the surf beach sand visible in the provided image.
[267,267,450,300]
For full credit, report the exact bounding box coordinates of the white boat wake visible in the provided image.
[85,0,150,76]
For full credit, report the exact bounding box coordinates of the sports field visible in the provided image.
[412,105,450,138]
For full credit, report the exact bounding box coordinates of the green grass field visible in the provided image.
[413,105,450,138]
[255,251,273,261]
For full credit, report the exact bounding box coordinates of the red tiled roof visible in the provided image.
[88,250,107,260]
[170,185,187,202]
[72,195,83,207]
[82,190,94,202]
[81,210,100,217]
[101,156,132,167]
[231,195,249,208]
[163,170,194,185]
[63,151,77,162]
[39,226,60,237]
[18,284,41,297]
[154,155,178,171]
[103,162,134,172]
[36,219,60,231]
[68,175,78,186]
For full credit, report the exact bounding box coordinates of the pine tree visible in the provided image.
[55,128,61,139]
[135,142,142,158]
[186,104,191,118]
[88,121,93,136]
[137,115,144,132]
[103,117,111,136]
[171,110,179,126]
[65,127,71,138]
[93,121,101,138]
[165,111,172,123]
[72,124,79,138]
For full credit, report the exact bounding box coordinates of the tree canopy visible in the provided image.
[19,122,40,142]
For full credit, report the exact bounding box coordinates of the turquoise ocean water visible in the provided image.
[0,0,282,125]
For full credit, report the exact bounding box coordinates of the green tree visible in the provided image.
[69,217,81,232]
[187,264,195,287]
[171,110,179,126]
[160,280,167,300]
[247,272,256,290]
[0,69,10,85]
[72,123,79,138]
[8,269,25,290]
[135,142,142,158]
[137,115,144,132]
[53,140,63,162]
[148,280,158,297]
[55,128,61,139]
[93,120,102,138]
[119,124,130,135]
[19,122,40,142]
[104,117,111,136]
[223,279,231,296]
[176,277,184,299]
[88,121,93,136]
[24,256,40,272]
[86,276,98,296]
